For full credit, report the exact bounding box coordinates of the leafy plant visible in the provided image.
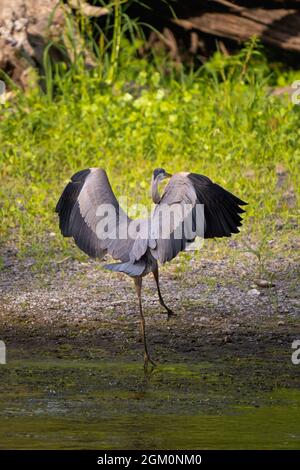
[0,31,299,264]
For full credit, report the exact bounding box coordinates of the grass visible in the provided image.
[0,38,299,268]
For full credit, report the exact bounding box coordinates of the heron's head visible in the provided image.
[152,168,172,183]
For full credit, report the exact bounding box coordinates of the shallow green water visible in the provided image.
[0,360,299,449]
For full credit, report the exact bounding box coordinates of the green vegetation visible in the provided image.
[0,34,299,265]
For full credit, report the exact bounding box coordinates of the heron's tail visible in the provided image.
[103,261,145,277]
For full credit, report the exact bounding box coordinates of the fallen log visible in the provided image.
[173,4,300,53]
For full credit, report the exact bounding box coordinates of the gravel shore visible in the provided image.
[1,244,299,364]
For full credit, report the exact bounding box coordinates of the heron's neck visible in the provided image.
[151,177,161,204]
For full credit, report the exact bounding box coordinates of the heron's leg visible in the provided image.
[153,266,176,319]
[134,277,156,370]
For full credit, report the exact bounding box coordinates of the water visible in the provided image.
[0,359,300,449]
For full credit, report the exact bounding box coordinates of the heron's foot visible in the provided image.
[144,353,157,372]
[159,302,176,319]
[166,308,176,320]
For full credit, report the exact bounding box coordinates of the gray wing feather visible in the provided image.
[56,168,134,261]
[150,173,198,263]
[129,218,156,263]
[150,172,247,264]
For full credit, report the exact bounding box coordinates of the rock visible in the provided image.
[23,258,36,267]
[3,258,14,268]
[0,0,101,89]
[198,316,209,322]
[254,279,275,288]
[0,0,65,87]
[247,288,261,296]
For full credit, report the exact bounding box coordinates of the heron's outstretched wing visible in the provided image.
[55,168,134,261]
[188,173,247,237]
[150,172,247,263]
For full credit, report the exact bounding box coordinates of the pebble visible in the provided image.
[247,288,261,296]
[254,279,275,288]
[199,316,209,322]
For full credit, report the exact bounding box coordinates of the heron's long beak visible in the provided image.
[164,172,172,178]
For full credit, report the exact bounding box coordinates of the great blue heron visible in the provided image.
[56,168,247,369]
